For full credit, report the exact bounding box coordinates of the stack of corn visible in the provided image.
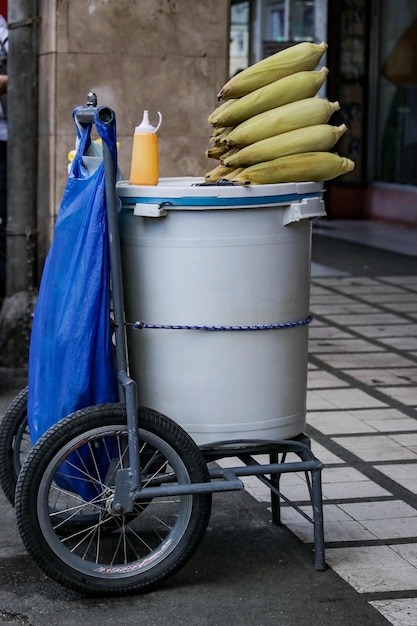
[205,41,355,184]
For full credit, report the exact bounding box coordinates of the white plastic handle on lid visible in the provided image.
[283,197,326,226]
[133,202,168,217]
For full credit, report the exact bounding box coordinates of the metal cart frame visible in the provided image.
[13,98,326,596]
[95,100,326,569]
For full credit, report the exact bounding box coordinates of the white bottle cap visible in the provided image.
[135,110,162,133]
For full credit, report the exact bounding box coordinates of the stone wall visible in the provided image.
[37,0,230,261]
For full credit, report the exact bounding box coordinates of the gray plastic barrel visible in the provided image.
[116,177,325,446]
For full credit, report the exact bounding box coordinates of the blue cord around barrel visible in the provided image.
[128,314,313,331]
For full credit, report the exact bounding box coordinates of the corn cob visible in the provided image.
[206,144,229,160]
[222,167,245,180]
[204,164,244,183]
[222,124,347,168]
[218,41,328,100]
[211,126,233,143]
[226,97,340,148]
[210,126,235,146]
[208,67,328,128]
[208,98,239,128]
[211,125,230,137]
[231,152,355,184]
[205,163,233,182]
[207,146,240,163]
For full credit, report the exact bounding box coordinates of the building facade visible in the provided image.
[231,0,417,226]
[31,0,230,269]
[7,0,417,296]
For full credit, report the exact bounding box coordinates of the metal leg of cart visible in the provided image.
[202,435,326,572]
[268,434,326,571]
[270,450,281,525]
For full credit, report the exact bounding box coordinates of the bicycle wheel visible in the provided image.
[0,386,31,505]
[15,403,212,596]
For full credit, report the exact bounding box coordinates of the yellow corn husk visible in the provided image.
[208,67,329,128]
[218,41,328,100]
[209,126,235,146]
[205,163,233,182]
[208,98,239,128]
[206,144,229,160]
[222,167,245,180]
[222,124,347,168]
[211,125,231,138]
[232,152,355,184]
[210,125,234,140]
[226,97,340,148]
[207,146,239,163]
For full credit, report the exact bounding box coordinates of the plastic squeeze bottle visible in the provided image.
[129,110,162,186]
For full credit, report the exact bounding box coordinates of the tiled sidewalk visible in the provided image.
[300,272,417,626]
[220,267,417,626]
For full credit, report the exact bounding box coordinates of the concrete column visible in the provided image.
[6,0,38,295]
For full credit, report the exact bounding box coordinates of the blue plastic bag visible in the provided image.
[28,107,119,446]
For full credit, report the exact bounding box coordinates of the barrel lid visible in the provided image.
[116,177,322,209]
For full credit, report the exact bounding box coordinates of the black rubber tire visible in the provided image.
[0,387,30,505]
[15,403,212,596]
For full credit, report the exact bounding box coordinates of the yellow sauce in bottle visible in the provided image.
[130,132,159,185]
[129,111,162,186]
